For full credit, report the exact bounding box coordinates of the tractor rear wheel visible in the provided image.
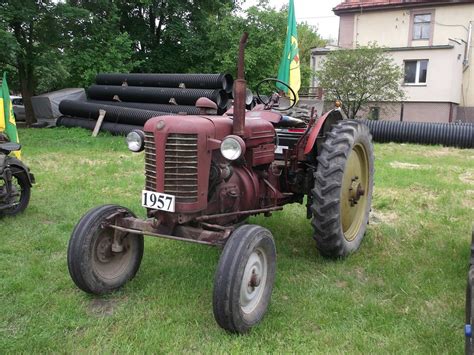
[311,120,374,258]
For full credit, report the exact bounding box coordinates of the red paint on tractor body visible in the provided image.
[303,110,331,155]
[144,113,278,220]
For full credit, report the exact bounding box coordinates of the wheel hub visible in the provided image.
[348,176,365,206]
[240,249,267,314]
[249,269,261,288]
[96,237,113,263]
[340,143,370,242]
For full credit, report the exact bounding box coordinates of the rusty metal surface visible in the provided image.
[195,206,283,222]
[233,32,249,137]
[245,143,275,166]
[108,224,216,246]
[303,109,343,155]
[108,216,231,245]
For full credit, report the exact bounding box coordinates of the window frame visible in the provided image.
[412,13,431,40]
[408,9,435,46]
[403,59,429,85]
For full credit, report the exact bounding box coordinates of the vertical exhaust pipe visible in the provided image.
[233,32,249,137]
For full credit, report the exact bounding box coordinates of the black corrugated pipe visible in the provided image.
[87,85,228,109]
[86,100,201,115]
[59,100,172,126]
[56,116,141,135]
[361,119,474,149]
[95,73,234,93]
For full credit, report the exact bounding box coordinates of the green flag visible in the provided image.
[277,0,301,103]
[0,72,21,159]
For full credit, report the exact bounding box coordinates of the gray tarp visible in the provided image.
[31,88,86,121]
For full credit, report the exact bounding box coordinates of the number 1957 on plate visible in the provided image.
[142,190,175,212]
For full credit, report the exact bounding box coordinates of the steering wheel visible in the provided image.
[255,78,297,111]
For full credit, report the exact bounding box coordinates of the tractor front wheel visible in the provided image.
[67,204,144,294]
[213,224,276,333]
[311,120,374,258]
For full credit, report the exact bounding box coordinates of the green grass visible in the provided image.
[1,127,473,353]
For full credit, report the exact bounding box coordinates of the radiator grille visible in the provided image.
[144,132,156,191]
[164,133,198,203]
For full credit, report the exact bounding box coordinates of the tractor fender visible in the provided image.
[304,109,343,155]
[5,157,35,186]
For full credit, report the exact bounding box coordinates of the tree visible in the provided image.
[0,0,67,125]
[199,2,323,90]
[201,3,287,89]
[62,1,139,88]
[316,44,405,119]
[115,0,236,74]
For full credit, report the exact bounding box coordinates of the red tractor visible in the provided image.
[67,33,374,333]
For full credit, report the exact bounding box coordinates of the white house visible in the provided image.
[311,0,474,122]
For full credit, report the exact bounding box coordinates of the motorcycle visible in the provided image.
[0,133,35,216]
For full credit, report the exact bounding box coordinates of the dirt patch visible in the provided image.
[460,171,474,185]
[374,187,400,199]
[87,298,118,317]
[424,298,448,316]
[354,267,368,283]
[390,161,431,170]
[370,209,399,225]
[78,158,109,166]
[417,147,460,158]
[408,185,438,202]
[335,280,348,288]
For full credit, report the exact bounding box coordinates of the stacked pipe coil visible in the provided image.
[87,85,228,109]
[361,119,474,149]
[95,73,233,93]
[57,72,233,135]
[87,100,201,115]
[56,116,141,135]
[59,100,172,126]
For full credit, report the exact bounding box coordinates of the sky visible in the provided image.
[242,0,342,41]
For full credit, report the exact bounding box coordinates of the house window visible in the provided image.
[404,60,428,84]
[369,107,380,120]
[413,14,431,40]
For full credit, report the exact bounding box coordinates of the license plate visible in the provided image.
[142,190,175,212]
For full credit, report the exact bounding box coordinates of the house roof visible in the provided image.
[333,0,474,15]
[311,44,454,55]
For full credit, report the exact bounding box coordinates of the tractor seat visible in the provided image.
[0,142,21,154]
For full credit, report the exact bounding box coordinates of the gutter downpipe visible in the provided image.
[463,21,472,71]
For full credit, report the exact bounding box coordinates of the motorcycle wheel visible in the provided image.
[0,171,31,216]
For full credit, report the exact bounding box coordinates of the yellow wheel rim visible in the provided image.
[340,142,370,242]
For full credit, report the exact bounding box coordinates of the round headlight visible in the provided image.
[220,135,245,161]
[126,130,145,152]
[231,87,254,106]
[245,88,254,106]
